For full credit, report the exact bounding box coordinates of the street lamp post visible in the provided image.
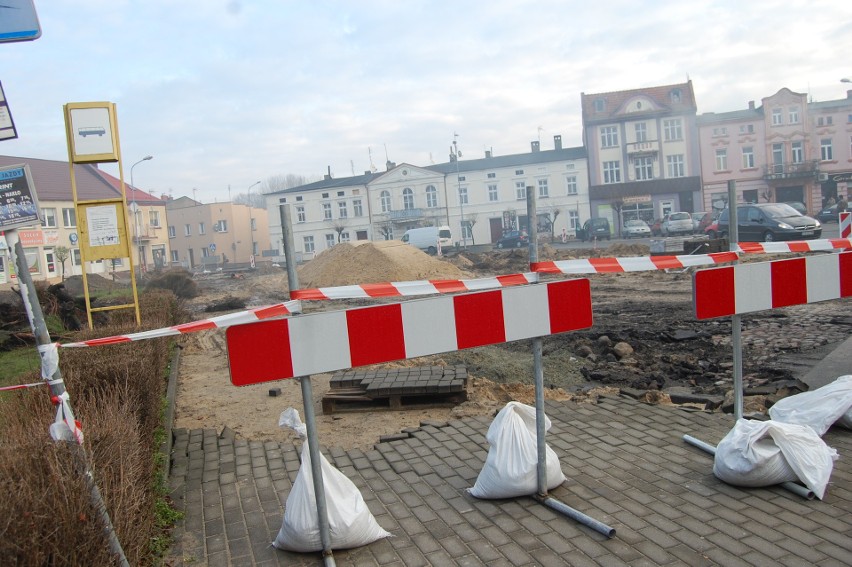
[247,181,260,264]
[452,135,465,248]
[129,155,153,271]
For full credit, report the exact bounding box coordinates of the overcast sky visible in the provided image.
[1,0,850,203]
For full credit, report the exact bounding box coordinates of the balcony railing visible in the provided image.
[626,140,659,155]
[387,208,424,221]
[763,160,819,181]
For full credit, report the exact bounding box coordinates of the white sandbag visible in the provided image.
[273,408,391,552]
[713,418,838,500]
[468,401,566,499]
[768,375,852,436]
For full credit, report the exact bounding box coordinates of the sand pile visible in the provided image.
[297,240,471,288]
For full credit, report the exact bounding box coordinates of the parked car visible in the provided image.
[704,220,721,238]
[495,230,529,248]
[692,211,709,233]
[715,203,821,242]
[782,201,808,216]
[661,212,693,236]
[623,219,651,238]
[816,204,839,223]
[575,217,611,241]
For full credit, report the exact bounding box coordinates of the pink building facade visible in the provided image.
[697,88,852,215]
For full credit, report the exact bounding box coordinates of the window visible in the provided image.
[791,141,804,164]
[827,116,833,125]
[201,247,210,258]
[321,193,329,198]
[214,220,228,232]
[487,172,496,179]
[41,208,56,228]
[515,181,527,200]
[458,175,465,182]
[821,138,833,161]
[712,127,727,137]
[488,184,498,202]
[739,124,755,134]
[789,107,799,124]
[184,223,191,236]
[818,117,824,126]
[337,191,344,197]
[402,188,415,210]
[635,123,647,142]
[772,108,782,125]
[322,202,332,220]
[594,98,605,112]
[296,205,306,223]
[603,161,621,184]
[198,222,206,235]
[72,249,82,266]
[62,208,76,227]
[635,156,654,180]
[566,176,577,195]
[600,126,619,148]
[742,147,754,169]
[170,250,179,263]
[149,210,160,228]
[338,201,348,218]
[304,236,315,253]
[250,218,256,231]
[458,186,468,205]
[666,155,684,178]
[538,178,549,198]
[568,210,579,230]
[380,190,391,213]
[670,89,681,103]
[326,234,335,248]
[715,149,728,171]
[663,119,682,141]
[515,169,524,175]
[352,199,363,217]
[168,225,176,238]
[340,232,350,242]
[425,186,438,208]
[772,143,784,172]
[461,221,472,240]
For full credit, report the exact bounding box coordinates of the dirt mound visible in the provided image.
[297,241,470,288]
[63,273,128,296]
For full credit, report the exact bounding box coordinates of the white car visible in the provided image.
[623,219,651,238]
[661,212,693,236]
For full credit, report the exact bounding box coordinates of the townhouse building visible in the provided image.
[264,136,590,258]
[580,81,702,229]
[165,196,271,271]
[697,88,852,215]
[0,155,170,287]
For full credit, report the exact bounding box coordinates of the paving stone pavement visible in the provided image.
[166,393,852,566]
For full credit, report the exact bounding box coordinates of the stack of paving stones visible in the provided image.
[322,365,468,412]
[167,395,852,566]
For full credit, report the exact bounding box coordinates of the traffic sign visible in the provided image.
[0,1,41,43]
[209,243,216,252]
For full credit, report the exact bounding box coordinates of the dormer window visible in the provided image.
[670,89,681,103]
[594,98,605,112]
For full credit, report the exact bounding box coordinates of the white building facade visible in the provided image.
[264,136,589,258]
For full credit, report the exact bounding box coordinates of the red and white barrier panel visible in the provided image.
[290,272,539,300]
[226,279,592,386]
[736,238,852,255]
[532,251,739,274]
[61,300,302,347]
[840,212,851,239]
[694,252,852,320]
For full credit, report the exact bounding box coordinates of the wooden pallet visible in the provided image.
[321,387,467,414]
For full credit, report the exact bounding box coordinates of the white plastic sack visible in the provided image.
[272,408,391,552]
[713,418,838,500]
[468,401,566,499]
[768,375,852,436]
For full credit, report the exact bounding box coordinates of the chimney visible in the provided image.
[364,170,372,175]
[554,135,562,150]
[324,165,332,180]
[386,160,395,171]
[748,101,755,110]
[531,141,540,152]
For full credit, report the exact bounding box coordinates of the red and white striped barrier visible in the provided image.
[532,251,738,274]
[61,300,302,347]
[290,273,538,300]
[694,252,852,319]
[736,238,852,255]
[226,279,593,386]
[840,212,851,239]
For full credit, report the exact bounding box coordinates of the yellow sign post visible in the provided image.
[63,102,140,328]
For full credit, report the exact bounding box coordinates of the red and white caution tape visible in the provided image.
[61,300,302,348]
[736,238,852,255]
[532,251,739,274]
[290,273,539,300]
[49,391,84,444]
[0,380,48,392]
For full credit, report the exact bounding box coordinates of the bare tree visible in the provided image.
[331,221,347,243]
[54,246,69,281]
[548,207,561,242]
[376,220,395,240]
[610,199,625,238]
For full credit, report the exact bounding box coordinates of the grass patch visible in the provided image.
[0,347,40,387]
